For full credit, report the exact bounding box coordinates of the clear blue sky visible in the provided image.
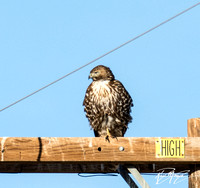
[0,1,200,187]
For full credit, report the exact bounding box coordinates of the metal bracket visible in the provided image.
[118,165,150,188]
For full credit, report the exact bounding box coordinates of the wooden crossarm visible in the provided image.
[0,137,200,173]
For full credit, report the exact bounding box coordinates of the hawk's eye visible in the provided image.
[94,71,98,74]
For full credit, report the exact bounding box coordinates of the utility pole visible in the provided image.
[188,118,200,188]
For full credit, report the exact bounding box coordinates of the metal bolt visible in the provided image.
[119,146,124,151]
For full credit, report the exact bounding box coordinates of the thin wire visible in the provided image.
[1,2,200,112]
[78,173,118,178]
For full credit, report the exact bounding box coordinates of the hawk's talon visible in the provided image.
[104,128,112,142]
[105,135,110,142]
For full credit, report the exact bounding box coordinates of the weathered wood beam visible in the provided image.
[1,137,200,162]
[0,137,200,173]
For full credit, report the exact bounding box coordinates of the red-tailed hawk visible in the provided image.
[83,65,133,140]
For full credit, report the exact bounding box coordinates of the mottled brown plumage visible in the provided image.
[83,65,133,138]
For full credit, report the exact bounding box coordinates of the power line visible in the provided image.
[78,173,118,177]
[1,2,200,112]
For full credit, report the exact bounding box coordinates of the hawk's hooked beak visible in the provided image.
[88,73,93,79]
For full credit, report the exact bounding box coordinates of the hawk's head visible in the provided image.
[89,65,115,81]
